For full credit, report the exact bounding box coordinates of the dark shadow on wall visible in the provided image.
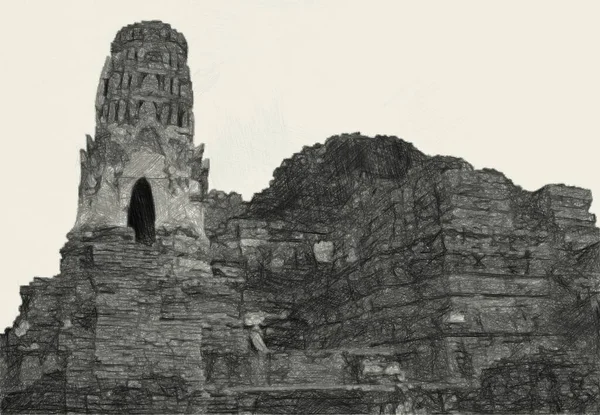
[127,177,156,245]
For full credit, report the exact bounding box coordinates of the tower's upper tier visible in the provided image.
[96,20,194,131]
[111,20,188,58]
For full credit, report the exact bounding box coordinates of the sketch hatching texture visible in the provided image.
[1,20,599,414]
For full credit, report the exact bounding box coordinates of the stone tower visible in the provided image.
[73,21,209,242]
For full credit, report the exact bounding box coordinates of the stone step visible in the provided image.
[227,384,397,392]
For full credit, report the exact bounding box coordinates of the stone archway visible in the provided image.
[127,177,156,245]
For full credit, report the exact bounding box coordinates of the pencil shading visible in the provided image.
[1,20,599,414]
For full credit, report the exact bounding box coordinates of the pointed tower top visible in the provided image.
[111,20,188,57]
[73,21,208,242]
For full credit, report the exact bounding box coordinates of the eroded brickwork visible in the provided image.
[1,21,599,414]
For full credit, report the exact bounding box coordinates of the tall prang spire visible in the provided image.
[73,21,209,243]
[98,20,193,132]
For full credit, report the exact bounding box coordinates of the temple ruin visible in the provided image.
[1,20,599,414]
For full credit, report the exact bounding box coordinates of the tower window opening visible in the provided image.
[127,177,156,245]
[177,109,185,127]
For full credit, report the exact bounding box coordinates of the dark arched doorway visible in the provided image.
[127,177,156,245]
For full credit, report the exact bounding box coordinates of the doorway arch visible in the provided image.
[127,177,156,245]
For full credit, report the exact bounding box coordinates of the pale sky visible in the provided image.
[0,0,598,328]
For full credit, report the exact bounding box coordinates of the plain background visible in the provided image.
[0,0,598,329]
